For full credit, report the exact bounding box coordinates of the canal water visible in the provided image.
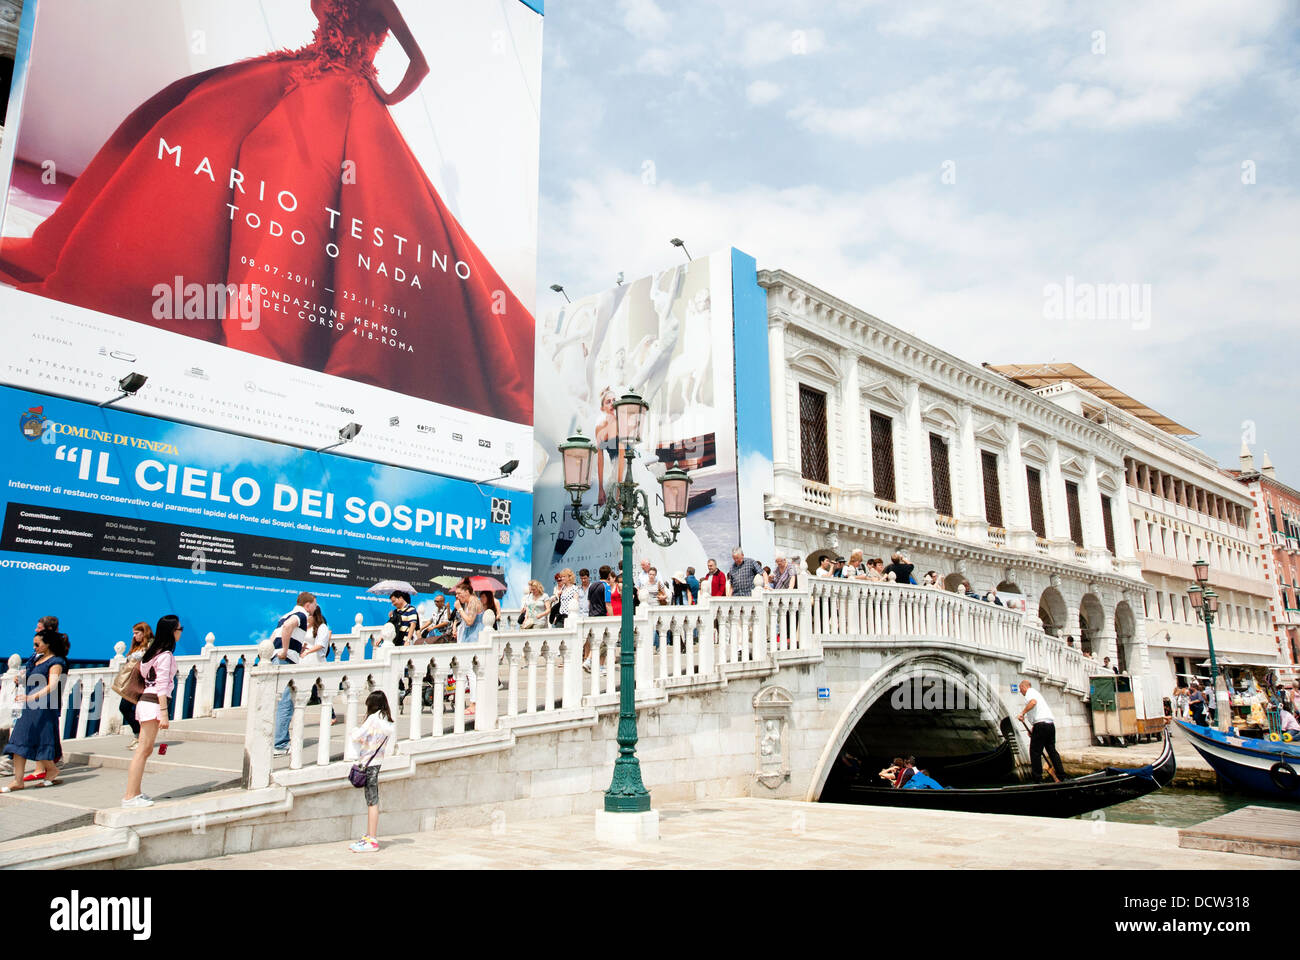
[1076,786,1296,828]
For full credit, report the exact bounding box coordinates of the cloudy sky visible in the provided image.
[535,0,1299,482]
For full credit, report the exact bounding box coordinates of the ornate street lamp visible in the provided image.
[1187,560,1229,731]
[559,392,690,817]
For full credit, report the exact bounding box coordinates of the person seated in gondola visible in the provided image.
[901,767,944,790]
[879,756,906,787]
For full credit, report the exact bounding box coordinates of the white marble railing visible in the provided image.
[807,578,1104,692]
[241,591,829,789]
[0,614,381,738]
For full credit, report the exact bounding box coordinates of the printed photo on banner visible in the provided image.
[531,251,742,585]
[0,0,540,481]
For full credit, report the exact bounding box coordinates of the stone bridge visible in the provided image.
[0,580,1107,868]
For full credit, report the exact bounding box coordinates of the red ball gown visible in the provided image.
[0,0,534,424]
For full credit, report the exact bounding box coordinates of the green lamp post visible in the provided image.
[1188,559,1230,732]
[558,392,690,813]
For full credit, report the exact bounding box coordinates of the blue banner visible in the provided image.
[0,386,531,660]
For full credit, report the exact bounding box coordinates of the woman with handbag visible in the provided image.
[348,690,394,853]
[121,615,180,808]
[117,622,152,749]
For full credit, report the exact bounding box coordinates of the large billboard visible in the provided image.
[531,248,774,585]
[0,384,532,660]
[0,0,541,487]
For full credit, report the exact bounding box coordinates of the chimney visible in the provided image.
[1239,440,1255,473]
[1261,450,1276,479]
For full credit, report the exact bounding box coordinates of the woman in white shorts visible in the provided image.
[122,615,180,807]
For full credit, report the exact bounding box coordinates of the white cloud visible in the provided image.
[1027,0,1288,128]
[746,80,783,105]
[618,0,671,40]
[789,67,1023,142]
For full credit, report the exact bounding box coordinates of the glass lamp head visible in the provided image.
[660,464,691,526]
[1193,559,1209,584]
[1204,589,1219,614]
[614,392,649,444]
[558,433,596,495]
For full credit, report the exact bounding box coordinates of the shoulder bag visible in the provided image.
[348,736,389,787]
[111,656,145,704]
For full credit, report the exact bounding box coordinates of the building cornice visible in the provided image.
[765,499,1149,596]
[758,269,1129,464]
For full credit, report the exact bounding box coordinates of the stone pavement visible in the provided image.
[152,797,1295,870]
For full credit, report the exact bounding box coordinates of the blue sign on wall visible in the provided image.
[0,386,531,660]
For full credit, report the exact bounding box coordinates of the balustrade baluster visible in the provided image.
[672,617,683,676]
[544,643,557,712]
[658,614,670,682]
[409,659,424,741]
[289,684,311,770]
[316,691,332,765]
[637,621,653,690]
[526,643,538,713]
[506,648,519,717]
[343,681,360,760]
[605,639,616,695]
[431,657,444,735]
[452,656,467,734]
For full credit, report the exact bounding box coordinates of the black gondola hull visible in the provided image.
[839,731,1176,818]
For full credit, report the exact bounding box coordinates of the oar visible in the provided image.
[1020,716,1061,783]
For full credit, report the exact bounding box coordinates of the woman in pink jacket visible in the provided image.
[121,615,181,808]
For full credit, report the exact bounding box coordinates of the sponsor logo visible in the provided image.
[451,432,463,443]
[19,406,47,440]
[416,424,435,434]
[490,498,512,525]
[478,438,491,448]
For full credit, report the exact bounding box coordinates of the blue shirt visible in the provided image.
[685,575,700,602]
[901,771,944,790]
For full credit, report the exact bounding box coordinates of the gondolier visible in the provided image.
[1018,680,1065,783]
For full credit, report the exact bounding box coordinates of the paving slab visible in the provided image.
[152,797,1299,870]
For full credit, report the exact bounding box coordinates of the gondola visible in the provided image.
[841,730,1175,818]
[1175,720,1300,801]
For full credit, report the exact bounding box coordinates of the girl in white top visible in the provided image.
[349,690,395,853]
[300,609,331,665]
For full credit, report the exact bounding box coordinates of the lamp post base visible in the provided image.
[595,809,660,845]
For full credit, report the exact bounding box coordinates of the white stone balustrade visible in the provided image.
[0,619,378,741]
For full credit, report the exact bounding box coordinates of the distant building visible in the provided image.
[1230,445,1300,675]
[759,272,1153,706]
[987,364,1276,696]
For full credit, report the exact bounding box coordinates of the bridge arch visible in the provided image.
[806,650,1023,801]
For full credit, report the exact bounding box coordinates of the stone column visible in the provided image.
[1083,455,1106,569]
[899,377,932,529]
[1111,465,1142,577]
[956,401,985,541]
[1004,420,1033,551]
[840,348,867,512]
[1046,439,1071,560]
[768,317,789,469]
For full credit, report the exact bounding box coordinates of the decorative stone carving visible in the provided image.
[752,684,794,789]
